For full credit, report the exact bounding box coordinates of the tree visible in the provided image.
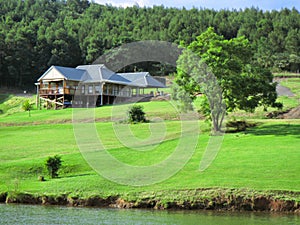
[174,28,281,132]
[45,155,62,178]
[22,100,33,117]
[285,29,300,72]
[0,2,299,90]
[255,37,274,69]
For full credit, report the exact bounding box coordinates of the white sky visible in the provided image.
[93,0,300,11]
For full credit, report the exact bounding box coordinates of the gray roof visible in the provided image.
[55,66,86,81]
[76,64,131,85]
[38,64,166,88]
[118,72,166,88]
[37,66,86,81]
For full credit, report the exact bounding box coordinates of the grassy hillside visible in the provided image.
[0,94,35,116]
[1,118,300,196]
[0,79,299,202]
[0,112,299,197]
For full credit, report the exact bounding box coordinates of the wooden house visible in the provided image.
[36,64,166,109]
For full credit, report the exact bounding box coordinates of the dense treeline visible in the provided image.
[0,0,299,89]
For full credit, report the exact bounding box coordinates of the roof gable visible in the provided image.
[37,66,63,81]
[38,66,86,82]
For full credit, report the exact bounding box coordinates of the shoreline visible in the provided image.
[1,188,300,213]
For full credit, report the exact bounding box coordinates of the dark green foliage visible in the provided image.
[226,120,258,132]
[128,105,146,123]
[0,1,299,89]
[45,155,62,178]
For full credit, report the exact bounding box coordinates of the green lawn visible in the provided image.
[0,114,299,198]
[0,99,184,126]
[0,79,299,200]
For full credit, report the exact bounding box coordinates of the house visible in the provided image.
[36,64,166,109]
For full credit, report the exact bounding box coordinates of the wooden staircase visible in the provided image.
[39,96,64,109]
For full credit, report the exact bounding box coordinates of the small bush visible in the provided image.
[22,100,33,117]
[45,155,62,178]
[127,105,147,123]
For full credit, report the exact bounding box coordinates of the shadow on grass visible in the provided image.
[0,94,11,114]
[61,173,94,179]
[246,123,300,138]
[0,94,10,104]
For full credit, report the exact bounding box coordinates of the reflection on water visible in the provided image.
[0,204,299,225]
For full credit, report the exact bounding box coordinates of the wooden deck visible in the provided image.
[39,87,76,95]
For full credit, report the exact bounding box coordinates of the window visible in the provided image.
[81,85,85,94]
[114,85,119,95]
[95,85,100,94]
[88,85,93,94]
[42,82,49,88]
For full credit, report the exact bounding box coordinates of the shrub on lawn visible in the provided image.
[45,155,62,178]
[127,105,147,123]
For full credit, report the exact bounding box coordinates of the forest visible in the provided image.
[0,0,299,89]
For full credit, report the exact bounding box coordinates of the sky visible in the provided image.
[93,0,300,11]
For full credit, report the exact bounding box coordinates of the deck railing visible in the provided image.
[39,88,76,95]
[39,88,154,97]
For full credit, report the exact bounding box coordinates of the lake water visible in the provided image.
[0,204,299,225]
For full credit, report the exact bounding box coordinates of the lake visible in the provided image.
[0,204,299,225]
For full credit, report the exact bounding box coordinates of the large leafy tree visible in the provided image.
[174,28,281,132]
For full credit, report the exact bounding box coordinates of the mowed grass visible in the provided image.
[0,114,299,198]
[0,100,180,125]
[0,79,299,198]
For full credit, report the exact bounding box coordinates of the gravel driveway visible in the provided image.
[276,84,295,97]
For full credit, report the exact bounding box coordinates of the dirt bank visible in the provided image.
[281,105,300,119]
[1,189,300,213]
